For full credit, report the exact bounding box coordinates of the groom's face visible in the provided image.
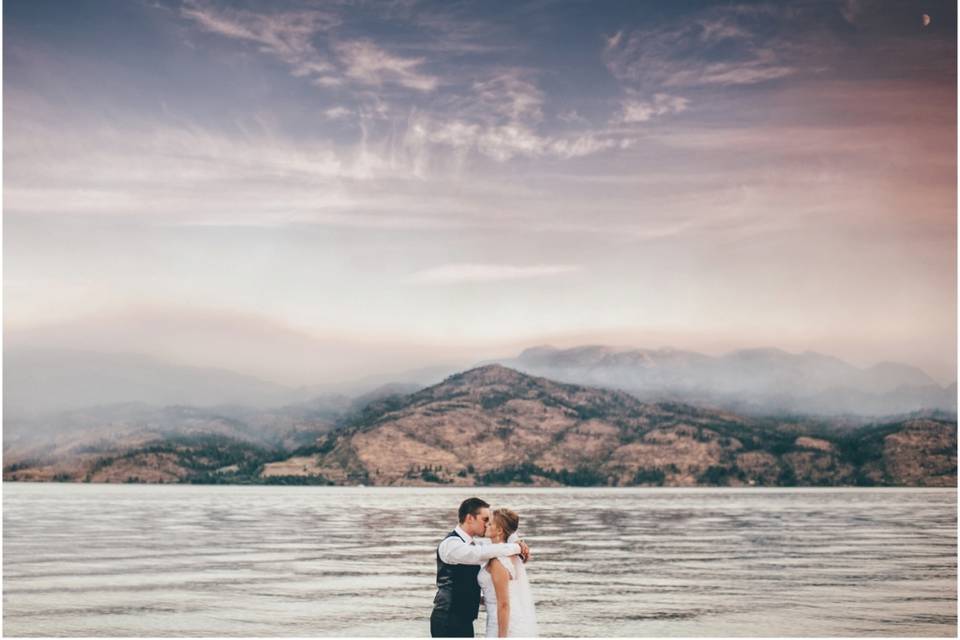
[464,507,491,537]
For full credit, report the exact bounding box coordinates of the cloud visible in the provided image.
[407,263,581,285]
[405,115,622,162]
[617,93,690,123]
[676,62,794,86]
[557,109,589,125]
[471,70,544,122]
[475,124,546,160]
[547,135,621,159]
[398,68,574,162]
[4,103,575,231]
[334,40,439,92]
[696,17,751,42]
[323,106,352,119]
[312,75,345,88]
[605,30,623,50]
[182,3,438,92]
[3,115,381,223]
[180,1,340,81]
[604,6,798,90]
[177,3,617,165]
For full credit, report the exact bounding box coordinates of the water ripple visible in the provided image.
[3,485,956,637]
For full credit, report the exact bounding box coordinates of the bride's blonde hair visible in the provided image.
[491,508,519,539]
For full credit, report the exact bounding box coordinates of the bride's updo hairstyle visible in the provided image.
[492,508,520,539]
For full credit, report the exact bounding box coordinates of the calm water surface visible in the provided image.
[2,484,957,637]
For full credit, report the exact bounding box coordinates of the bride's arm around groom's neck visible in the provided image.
[438,536,522,566]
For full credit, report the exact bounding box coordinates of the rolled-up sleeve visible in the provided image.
[439,538,521,565]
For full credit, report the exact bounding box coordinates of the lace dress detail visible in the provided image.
[477,555,538,637]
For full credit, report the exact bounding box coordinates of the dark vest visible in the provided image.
[432,530,482,620]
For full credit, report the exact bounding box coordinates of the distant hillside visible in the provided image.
[492,345,957,418]
[277,365,956,487]
[6,344,952,422]
[3,348,309,416]
[7,365,952,487]
[1,399,345,482]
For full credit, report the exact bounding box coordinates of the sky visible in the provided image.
[3,0,957,386]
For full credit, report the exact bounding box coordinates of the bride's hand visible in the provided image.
[518,540,531,563]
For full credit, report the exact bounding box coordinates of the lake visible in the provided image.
[2,484,956,636]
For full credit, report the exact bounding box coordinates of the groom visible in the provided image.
[430,497,530,638]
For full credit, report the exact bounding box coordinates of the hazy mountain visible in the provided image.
[2,397,344,457]
[3,346,458,417]
[3,348,311,417]
[4,308,470,390]
[4,365,955,487]
[282,364,955,487]
[347,382,426,412]
[490,345,956,418]
[7,342,951,421]
[0,377,416,481]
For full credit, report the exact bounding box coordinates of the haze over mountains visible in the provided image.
[493,345,958,418]
[3,349,306,417]
[5,343,955,420]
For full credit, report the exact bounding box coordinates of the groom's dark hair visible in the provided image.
[458,497,489,522]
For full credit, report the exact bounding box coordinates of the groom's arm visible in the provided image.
[438,538,521,565]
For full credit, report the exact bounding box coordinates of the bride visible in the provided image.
[478,508,538,637]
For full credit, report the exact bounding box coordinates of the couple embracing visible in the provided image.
[430,497,538,638]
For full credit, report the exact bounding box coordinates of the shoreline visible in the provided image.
[3,481,956,491]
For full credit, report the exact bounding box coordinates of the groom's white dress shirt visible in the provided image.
[438,525,521,565]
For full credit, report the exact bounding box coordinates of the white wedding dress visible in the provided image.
[477,536,538,637]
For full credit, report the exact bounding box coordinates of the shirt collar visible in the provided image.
[454,525,473,544]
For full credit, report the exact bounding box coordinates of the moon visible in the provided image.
[922,14,931,27]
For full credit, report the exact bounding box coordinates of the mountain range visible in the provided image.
[5,344,956,420]
[4,365,955,487]
[492,345,957,417]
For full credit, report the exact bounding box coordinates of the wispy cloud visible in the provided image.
[182,2,438,91]
[471,70,544,123]
[696,17,751,42]
[334,40,438,92]
[404,115,622,162]
[323,106,352,120]
[407,263,581,285]
[3,104,567,230]
[604,30,623,50]
[177,3,621,163]
[616,93,690,123]
[181,0,340,82]
[604,5,799,90]
[393,66,622,162]
[664,49,795,87]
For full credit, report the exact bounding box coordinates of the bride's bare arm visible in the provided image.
[440,539,521,565]
[490,560,511,638]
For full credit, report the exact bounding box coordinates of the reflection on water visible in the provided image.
[3,485,956,637]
